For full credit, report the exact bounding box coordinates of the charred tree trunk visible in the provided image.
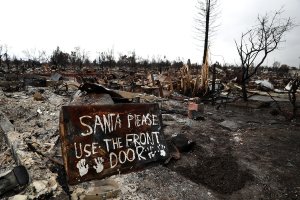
[242,80,248,101]
[4,53,10,72]
[288,78,300,119]
[241,66,248,101]
[202,0,210,65]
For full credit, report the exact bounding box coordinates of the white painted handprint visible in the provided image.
[159,144,166,157]
[160,149,166,156]
[93,157,104,173]
[76,159,89,177]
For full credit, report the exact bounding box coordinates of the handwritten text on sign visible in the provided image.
[59,104,168,185]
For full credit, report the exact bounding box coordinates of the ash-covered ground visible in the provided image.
[1,84,300,200]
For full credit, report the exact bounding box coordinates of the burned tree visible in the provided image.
[288,76,300,120]
[0,44,10,72]
[235,9,295,101]
[195,0,219,65]
[50,46,70,70]
[195,0,219,94]
[23,49,48,71]
[70,47,89,71]
[97,49,115,69]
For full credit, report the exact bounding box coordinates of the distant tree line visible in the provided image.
[0,44,295,76]
[0,45,193,73]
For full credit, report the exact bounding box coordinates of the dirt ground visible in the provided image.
[162,100,300,200]
[0,87,300,200]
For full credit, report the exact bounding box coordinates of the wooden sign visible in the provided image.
[59,103,168,185]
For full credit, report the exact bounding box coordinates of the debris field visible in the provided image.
[0,65,300,200]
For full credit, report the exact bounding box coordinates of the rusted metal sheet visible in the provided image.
[59,103,168,185]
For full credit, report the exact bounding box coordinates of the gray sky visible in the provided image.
[0,0,299,67]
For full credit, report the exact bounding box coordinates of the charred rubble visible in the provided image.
[0,59,300,199]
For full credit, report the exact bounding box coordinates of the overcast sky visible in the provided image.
[0,0,299,67]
